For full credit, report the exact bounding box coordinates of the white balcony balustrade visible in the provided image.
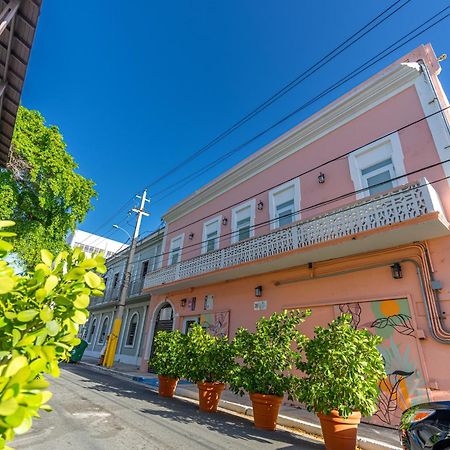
[144,179,449,293]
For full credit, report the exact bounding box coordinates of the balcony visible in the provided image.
[144,179,450,295]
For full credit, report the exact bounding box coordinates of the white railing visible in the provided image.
[144,179,445,289]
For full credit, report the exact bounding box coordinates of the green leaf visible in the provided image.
[84,272,101,289]
[0,397,19,416]
[40,250,54,267]
[44,275,58,293]
[0,220,15,228]
[0,276,14,294]
[17,310,39,323]
[39,306,53,322]
[46,321,60,337]
[4,356,28,377]
[73,294,89,309]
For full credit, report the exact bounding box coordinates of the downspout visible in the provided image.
[276,242,450,343]
[417,59,450,135]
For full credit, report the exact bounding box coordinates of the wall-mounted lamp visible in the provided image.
[188,232,194,240]
[257,200,264,211]
[180,298,187,307]
[318,172,326,184]
[255,285,263,297]
[222,217,228,226]
[390,263,403,279]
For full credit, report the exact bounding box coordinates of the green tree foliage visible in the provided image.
[149,330,188,379]
[184,323,235,384]
[297,314,386,418]
[0,106,96,268]
[0,221,106,449]
[230,309,310,398]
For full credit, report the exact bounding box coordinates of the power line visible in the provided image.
[151,8,449,203]
[144,106,450,247]
[113,160,450,271]
[141,0,413,192]
[81,1,415,235]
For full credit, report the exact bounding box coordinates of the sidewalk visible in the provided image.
[79,356,401,450]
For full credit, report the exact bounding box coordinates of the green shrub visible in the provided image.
[230,309,310,398]
[297,314,386,418]
[0,221,105,449]
[184,323,235,384]
[149,330,187,379]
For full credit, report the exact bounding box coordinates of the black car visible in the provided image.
[400,401,450,450]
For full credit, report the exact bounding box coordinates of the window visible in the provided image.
[348,134,407,200]
[183,316,199,334]
[88,318,97,343]
[232,200,255,243]
[98,317,109,344]
[148,242,162,271]
[202,217,221,253]
[361,158,395,195]
[113,273,119,288]
[269,179,300,229]
[168,234,184,265]
[125,313,139,347]
[141,260,149,278]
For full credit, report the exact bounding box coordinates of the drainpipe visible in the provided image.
[275,242,450,343]
[417,59,450,136]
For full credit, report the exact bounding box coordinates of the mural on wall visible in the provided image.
[338,298,428,428]
[200,311,230,337]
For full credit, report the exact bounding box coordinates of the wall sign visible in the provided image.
[204,295,214,311]
[254,300,267,311]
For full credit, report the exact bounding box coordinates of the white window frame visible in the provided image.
[125,312,139,348]
[269,178,300,230]
[231,199,256,244]
[201,216,222,254]
[348,133,407,199]
[97,316,109,345]
[168,234,184,266]
[87,317,97,344]
[182,316,200,334]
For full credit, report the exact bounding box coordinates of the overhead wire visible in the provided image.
[143,105,450,246]
[150,7,449,203]
[141,0,414,192]
[78,1,416,238]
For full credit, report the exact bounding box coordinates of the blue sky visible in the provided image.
[21,1,450,243]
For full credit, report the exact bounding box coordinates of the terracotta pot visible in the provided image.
[197,382,225,412]
[317,410,361,450]
[158,375,179,398]
[249,393,283,431]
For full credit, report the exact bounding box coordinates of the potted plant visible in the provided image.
[297,314,386,450]
[184,323,235,412]
[230,309,310,430]
[149,330,187,398]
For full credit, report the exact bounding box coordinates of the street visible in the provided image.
[14,364,323,450]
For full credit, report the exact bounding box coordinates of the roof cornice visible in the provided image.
[163,62,421,224]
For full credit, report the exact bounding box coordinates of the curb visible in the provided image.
[77,361,401,450]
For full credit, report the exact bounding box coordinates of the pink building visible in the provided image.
[141,44,450,428]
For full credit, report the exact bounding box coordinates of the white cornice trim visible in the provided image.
[164,62,422,224]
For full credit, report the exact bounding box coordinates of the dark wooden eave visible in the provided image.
[0,0,42,167]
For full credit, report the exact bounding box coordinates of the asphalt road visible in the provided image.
[13,364,323,450]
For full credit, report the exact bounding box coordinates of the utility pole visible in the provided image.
[103,190,150,368]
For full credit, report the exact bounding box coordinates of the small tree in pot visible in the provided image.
[184,323,235,412]
[230,309,310,430]
[297,314,386,450]
[149,330,187,398]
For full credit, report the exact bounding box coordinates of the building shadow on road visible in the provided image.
[63,364,324,449]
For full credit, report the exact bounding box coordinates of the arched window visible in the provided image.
[98,317,109,344]
[125,313,139,347]
[88,318,97,343]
